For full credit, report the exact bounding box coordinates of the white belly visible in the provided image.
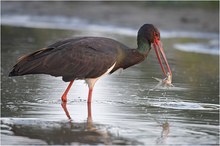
[85,62,116,89]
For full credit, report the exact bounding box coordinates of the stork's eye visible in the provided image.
[153,32,160,41]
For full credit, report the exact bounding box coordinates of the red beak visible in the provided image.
[153,39,172,77]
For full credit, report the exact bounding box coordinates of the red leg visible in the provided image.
[87,102,92,119]
[61,80,74,102]
[61,102,71,120]
[87,102,93,129]
[87,88,93,103]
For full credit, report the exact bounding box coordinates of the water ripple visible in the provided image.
[149,101,220,110]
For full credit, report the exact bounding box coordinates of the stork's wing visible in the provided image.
[9,37,117,82]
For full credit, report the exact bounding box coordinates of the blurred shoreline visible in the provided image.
[1,1,219,33]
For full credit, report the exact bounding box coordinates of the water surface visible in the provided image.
[1,25,219,145]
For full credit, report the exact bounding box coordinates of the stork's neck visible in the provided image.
[137,36,151,56]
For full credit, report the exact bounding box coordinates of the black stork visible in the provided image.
[9,24,172,103]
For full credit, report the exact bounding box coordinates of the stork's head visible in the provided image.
[137,24,172,77]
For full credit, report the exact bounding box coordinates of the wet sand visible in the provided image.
[2,1,219,32]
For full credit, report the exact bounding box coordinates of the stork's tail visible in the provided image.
[9,68,19,77]
[8,58,42,77]
[8,48,49,77]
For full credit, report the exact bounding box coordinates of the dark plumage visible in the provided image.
[9,24,172,103]
[9,37,144,81]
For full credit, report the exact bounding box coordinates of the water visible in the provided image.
[1,25,219,145]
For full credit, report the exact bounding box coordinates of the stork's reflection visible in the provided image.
[61,102,92,122]
[1,102,141,145]
[156,120,170,144]
[61,102,95,131]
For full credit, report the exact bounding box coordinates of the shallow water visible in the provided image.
[1,25,219,145]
